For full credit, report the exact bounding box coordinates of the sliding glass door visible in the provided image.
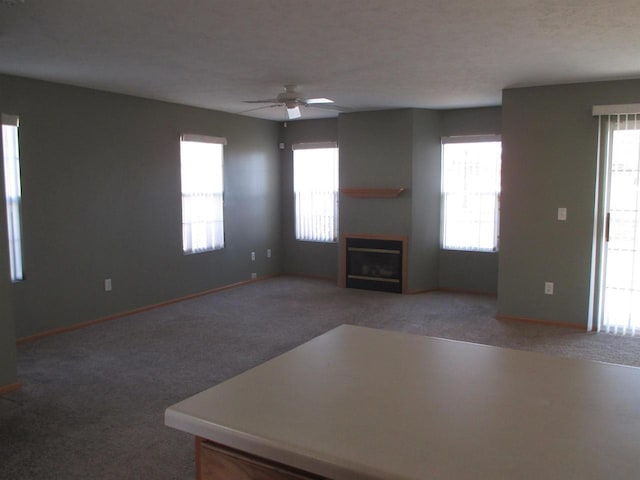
[598,113,640,334]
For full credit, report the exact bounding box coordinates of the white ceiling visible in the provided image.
[2,0,640,121]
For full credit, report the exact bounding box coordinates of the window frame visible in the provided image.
[2,113,24,282]
[180,134,226,255]
[292,142,339,243]
[440,135,502,253]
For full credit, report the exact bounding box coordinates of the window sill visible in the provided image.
[441,248,498,253]
[295,239,338,244]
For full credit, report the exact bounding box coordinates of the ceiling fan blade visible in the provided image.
[238,104,283,114]
[287,106,301,120]
[243,98,280,104]
[305,98,334,105]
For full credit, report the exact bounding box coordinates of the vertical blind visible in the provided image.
[593,106,640,334]
[2,114,23,281]
[180,135,226,254]
[293,142,339,242]
[441,136,501,252]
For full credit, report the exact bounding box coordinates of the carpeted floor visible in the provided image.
[1,276,639,479]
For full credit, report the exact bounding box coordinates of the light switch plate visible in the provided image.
[558,207,567,221]
[544,282,554,295]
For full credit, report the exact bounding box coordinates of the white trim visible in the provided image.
[292,141,338,150]
[181,134,227,145]
[592,104,640,116]
[441,134,501,144]
[1,114,19,127]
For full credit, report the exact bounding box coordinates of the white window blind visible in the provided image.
[180,135,225,254]
[441,137,501,252]
[293,142,339,242]
[2,114,24,282]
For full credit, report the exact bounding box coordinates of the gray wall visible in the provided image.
[338,109,442,292]
[498,79,640,326]
[0,71,505,355]
[439,250,499,293]
[409,109,441,291]
[440,107,502,138]
[280,107,501,293]
[6,70,637,383]
[280,118,339,279]
[338,110,414,236]
[0,74,281,339]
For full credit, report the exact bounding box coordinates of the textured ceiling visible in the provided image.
[1,0,640,121]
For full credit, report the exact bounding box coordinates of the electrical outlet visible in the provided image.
[251,272,257,279]
[104,278,112,292]
[251,251,256,261]
[267,248,272,258]
[544,282,554,295]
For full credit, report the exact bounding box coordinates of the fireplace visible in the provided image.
[344,236,406,293]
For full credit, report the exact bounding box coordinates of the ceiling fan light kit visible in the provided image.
[286,106,301,119]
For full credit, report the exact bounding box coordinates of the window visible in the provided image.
[180,134,225,254]
[293,142,339,242]
[2,114,24,281]
[441,136,501,252]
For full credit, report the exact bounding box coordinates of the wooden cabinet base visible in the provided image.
[196,437,326,480]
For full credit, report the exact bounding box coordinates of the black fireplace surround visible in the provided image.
[345,237,403,293]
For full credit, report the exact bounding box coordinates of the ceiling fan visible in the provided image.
[243,85,346,120]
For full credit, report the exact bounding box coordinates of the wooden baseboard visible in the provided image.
[406,287,439,295]
[437,287,498,297]
[16,275,584,344]
[17,275,278,344]
[0,382,22,396]
[361,286,494,296]
[496,314,585,330]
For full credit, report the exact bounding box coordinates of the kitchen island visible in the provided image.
[165,324,640,479]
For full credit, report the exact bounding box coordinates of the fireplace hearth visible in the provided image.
[345,236,405,293]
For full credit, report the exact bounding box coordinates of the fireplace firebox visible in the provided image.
[345,237,404,293]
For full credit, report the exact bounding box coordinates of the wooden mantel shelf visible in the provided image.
[340,187,406,198]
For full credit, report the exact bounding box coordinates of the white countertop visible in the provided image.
[165,324,640,479]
